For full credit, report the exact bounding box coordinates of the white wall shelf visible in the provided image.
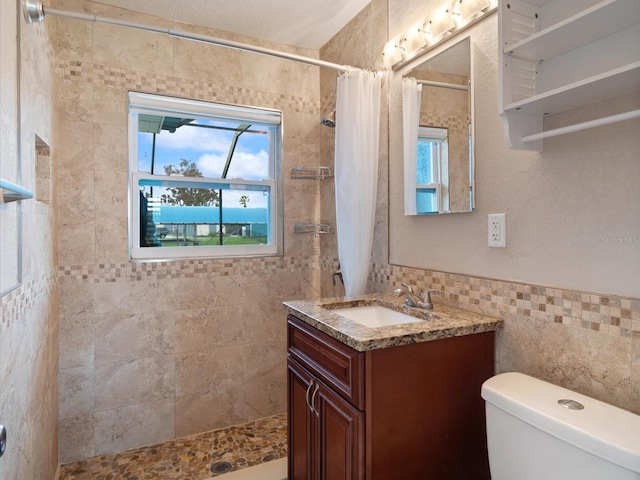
[504,0,640,60]
[504,61,640,117]
[498,0,640,151]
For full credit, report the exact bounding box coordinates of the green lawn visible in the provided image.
[159,235,266,247]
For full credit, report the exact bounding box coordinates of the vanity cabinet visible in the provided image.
[498,0,640,150]
[287,314,494,480]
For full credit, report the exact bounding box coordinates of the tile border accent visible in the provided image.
[367,263,640,338]
[58,256,317,284]
[0,270,57,331]
[56,60,320,115]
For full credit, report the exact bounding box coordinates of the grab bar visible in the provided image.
[0,179,33,203]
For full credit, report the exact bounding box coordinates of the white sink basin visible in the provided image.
[330,305,423,328]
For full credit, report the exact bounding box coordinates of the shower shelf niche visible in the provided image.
[293,223,333,235]
[290,166,334,180]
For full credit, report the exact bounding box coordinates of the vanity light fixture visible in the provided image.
[403,21,429,55]
[382,35,405,67]
[425,4,455,42]
[452,0,491,25]
[382,0,496,70]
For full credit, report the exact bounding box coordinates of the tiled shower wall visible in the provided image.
[53,1,324,463]
[0,0,58,478]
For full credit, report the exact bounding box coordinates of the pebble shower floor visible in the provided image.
[58,413,287,479]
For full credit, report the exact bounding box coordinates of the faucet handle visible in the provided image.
[422,289,438,307]
[400,282,414,294]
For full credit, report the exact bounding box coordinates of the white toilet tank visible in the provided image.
[481,372,640,480]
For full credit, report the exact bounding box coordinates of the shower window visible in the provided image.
[415,126,448,214]
[128,92,283,260]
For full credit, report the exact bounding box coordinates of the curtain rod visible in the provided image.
[416,79,469,91]
[21,0,355,73]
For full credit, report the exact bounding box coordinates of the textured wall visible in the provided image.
[388,8,640,299]
[381,1,639,412]
[53,0,324,463]
[0,0,59,478]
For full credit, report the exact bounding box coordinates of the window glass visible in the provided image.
[415,127,447,214]
[128,93,282,260]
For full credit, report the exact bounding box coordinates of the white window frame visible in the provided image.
[416,126,448,214]
[128,92,283,261]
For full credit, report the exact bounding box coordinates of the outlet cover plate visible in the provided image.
[488,213,506,248]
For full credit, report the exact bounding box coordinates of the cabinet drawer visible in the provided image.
[288,315,364,409]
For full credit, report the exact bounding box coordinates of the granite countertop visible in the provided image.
[283,293,503,352]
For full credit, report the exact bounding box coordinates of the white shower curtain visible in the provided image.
[402,77,422,215]
[334,70,381,297]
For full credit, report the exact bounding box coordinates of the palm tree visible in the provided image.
[239,195,250,208]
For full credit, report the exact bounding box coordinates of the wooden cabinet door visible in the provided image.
[288,359,316,480]
[315,380,364,480]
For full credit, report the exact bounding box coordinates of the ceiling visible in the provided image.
[93,0,371,49]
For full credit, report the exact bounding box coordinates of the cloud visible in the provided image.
[155,124,230,153]
[197,150,269,181]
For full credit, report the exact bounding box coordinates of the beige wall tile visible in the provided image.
[175,346,245,397]
[243,376,287,421]
[171,275,244,310]
[242,343,286,384]
[50,2,93,64]
[57,78,94,124]
[94,356,175,411]
[174,306,245,354]
[498,314,634,412]
[59,313,94,369]
[89,279,177,315]
[95,216,129,263]
[172,31,243,86]
[0,367,29,478]
[175,386,245,438]
[93,399,175,456]
[59,366,95,419]
[57,168,95,221]
[241,53,298,97]
[92,84,128,127]
[58,220,96,265]
[58,414,95,465]
[94,312,174,365]
[55,120,95,171]
[93,124,128,174]
[92,24,174,77]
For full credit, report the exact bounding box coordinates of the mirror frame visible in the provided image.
[397,33,475,216]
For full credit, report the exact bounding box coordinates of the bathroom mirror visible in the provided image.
[399,36,473,215]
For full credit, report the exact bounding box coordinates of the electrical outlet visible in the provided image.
[488,213,506,248]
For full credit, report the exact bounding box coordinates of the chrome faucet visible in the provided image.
[393,283,437,309]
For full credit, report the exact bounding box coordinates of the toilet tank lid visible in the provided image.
[482,372,640,474]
